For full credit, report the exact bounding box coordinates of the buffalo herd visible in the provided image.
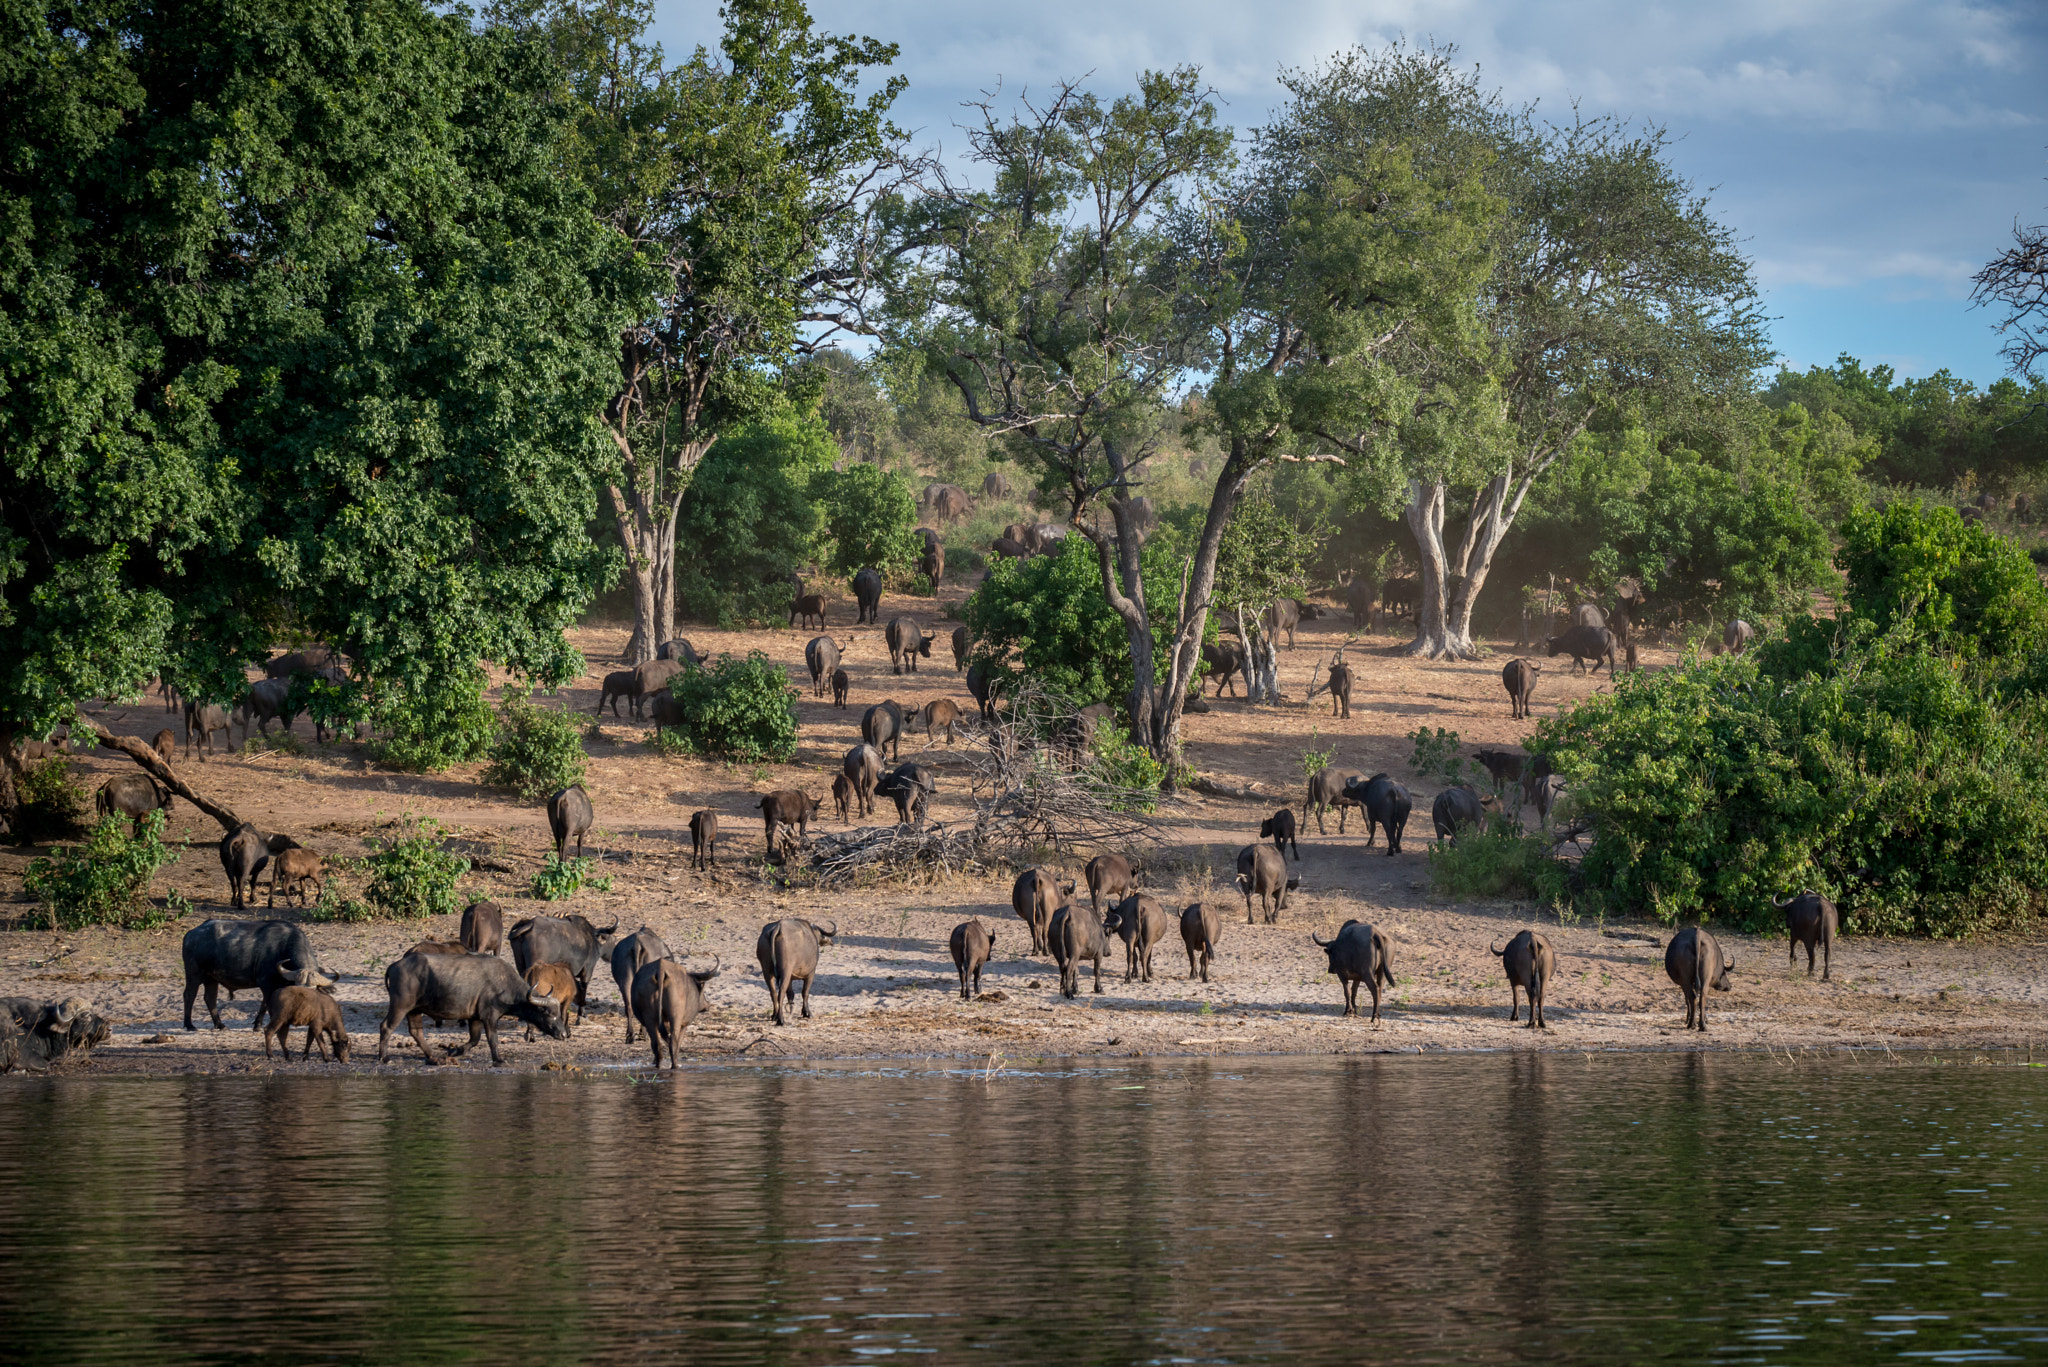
[11,576,1811,1078]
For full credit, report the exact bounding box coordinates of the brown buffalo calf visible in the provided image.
[261,985,350,1062]
[268,848,322,908]
[524,961,579,1039]
[689,809,718,870]
[949,919,997,1000]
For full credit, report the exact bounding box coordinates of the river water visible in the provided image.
[1,1053,2045,1364]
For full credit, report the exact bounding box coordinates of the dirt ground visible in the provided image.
[6,578,2047,1075]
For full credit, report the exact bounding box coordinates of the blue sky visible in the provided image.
[653,0,2047,388]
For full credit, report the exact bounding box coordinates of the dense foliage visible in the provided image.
[0,0,631,821]
[674,412,834,623]
[1765,356,2048,491]
[22,811,180,931]
[362,815,470,921]
[814,463,921,578]
[653,653,799,763]
[482,689,590,800]
[1836,501,2048,660]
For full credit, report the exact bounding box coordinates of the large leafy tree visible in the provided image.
[1292,45,1768,659]
[535,0,907,661]
[0,0,630,828]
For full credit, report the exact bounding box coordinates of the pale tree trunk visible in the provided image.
[1401,479,1478,660]
[1236,601,1281,703]
[604,432,708,665]
[1438,445,1568,652]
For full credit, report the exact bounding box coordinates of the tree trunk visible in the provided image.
[604,431,708,667]
[90,726,244,831]
[1401,479,1478,659]
[0,724,22,841]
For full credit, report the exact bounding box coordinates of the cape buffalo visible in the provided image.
[1049,903,1110,998]
[633,957,722,1068]
[1773,890,1839,980]
[1665,926,1735,1032]
[950,919,997,1000]
[1235,843,1299,924]
[689,809,719,869]
[1502,659,1541,719]
[182,920,334,1032]
[756,918,836,1025]
[610,927,670,1043]
[262,985,350,1062]
[1491,929,1556,1029]
[1105,892,1173,983]
[1342,774,1411,855]
[1323,658,1353,718]
[832,668,850,708]
[951,625,970,671]
[1431,784,1499,846]
[790,594,827,629]
[1085,853,1143,920]
[1302,767,1367,836]
[1546,625,1617,676]
[760,790,822,852]
[862,700,907,762]
[219,823,289,910]
[804,636,842,697]
[852,568,883,625]
[1012,867,1075,956]
[886,616,936,674]
[546,785,594,860]
[378,951,569,1065]
[1202,640,1246,698]
[1313,920,1395,1020]
[1180,903,1221,982]
[508,913,619,1023]
[96,774,171,836]
[461,900,505,956]
[1723,619,1756,654]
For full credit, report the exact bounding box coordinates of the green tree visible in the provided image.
[0,0,630,828]
[814,462,920,577]
[1211,487,1332,699]
[673,409,833,623]
[537,0,906,662]
[1838,501,2048,659]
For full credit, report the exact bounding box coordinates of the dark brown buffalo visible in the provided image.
[260,985,350,1062]
[919,544,945,586]
[182,919,335,1032]
[409,938,467,957]
[1084,853,1143,920]
[632,956,721,1067]
[1235,843,1299,924]
[1381,578,1419,618]
[609,927,669,1043]
[1431,784,1499,846]
[1524,772,1567,831]
[1571,602,1606,631]
[886,616,936,674]
[461,900,505,956]
[1546,626,1617,676]
[1473,748,1527,792]
[1179,902,1221,982]
[830,773,854,823]
[378,951,568,1065]
[1011,866,1075,955]
[630,660,682,714]
[182,699,231,759]
[689,809,718,870]
[96,774,171,835]
[843,744,882,819]
[759,790,822,849]
[804,636,842,697]
[1313,920,1395,1020]
[1664,926,1735,1031]
[597,668,640,718]
[832,668,851,709]
[1260,807,1300,861]
[1346,576,1376,628]
[1105,892,1173,983]
[1201,640,1245,698]
[756,917,836,1025]
[1302,767,1367,836]
[1262,598,1320,650]
[877,762,937,825]
[546,785,594,859]
[508,913,619,1024]
[790,594,827,629]
[966,664,999,719]
[1049,903,1110,998]
[992,535,1032,561]
[1342,773,1411,855]
[951,625,970,671]
[982,470,1010,498]
[852,567,883,625]
[219,823,287,910]
[149,727,177,762]
[1502,658,1541,719]
[1324,658,1353,718]
[1773,890,1839,980]
[862,700,907,762]
[1491,929,1556,1029]
[657,637,702,665]
[949,919,997,1000]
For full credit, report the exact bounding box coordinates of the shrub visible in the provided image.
[1084,721,1168,812]
[368,670,497,773]
[299,875,374,924]
[1427,821,1570,905]
[654,652,799,763]
[814,462,921,577]
[530,853,612,901]
[8,757,89,843]
[362,814,469,921]
[22,810,181,930]
[674,413,833,624]
[1535,631,2048,936]
[1838,500,2048,659]
[1407,726,1467,785]
[482,688,588,800]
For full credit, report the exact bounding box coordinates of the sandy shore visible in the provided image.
[7,584,2045,1074]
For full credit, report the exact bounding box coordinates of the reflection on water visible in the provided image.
[1,1055,2045,1364]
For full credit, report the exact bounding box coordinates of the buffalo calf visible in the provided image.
[1260,808,1300,861]
[261,985,350,1062]
[461,900,505,956]
[1773,890,1839,980]
[1179,903,1221,982]
[689,809,718,870]
[950,919,997,1000]
[1491,930,1556,1029]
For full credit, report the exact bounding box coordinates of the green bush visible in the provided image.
[1407,726,1468,785]
[674,413,834,624]
[654,652,799,763]
[8,757,89,843]
[1535,631,2048,936]
[814,462,921,577]
[1838,500,2048,659]
[369,670,497,773]
[1427,821,1570,905]
[482,688,588,800]
[530,852,612,901]
[22,810,181,930]
[1084,720,1168,812]
[299,875,374,924]
[362,814,470,921]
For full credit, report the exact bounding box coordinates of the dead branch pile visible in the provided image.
[804,678,1165,886]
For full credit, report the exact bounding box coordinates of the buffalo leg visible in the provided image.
[481,1016,504,1066]
[406,1011,441,1065]
[205,982,224,1030]
[1508,983,1520,1023]
[1821,932,1831,982]
[1367,980,1381,1023]
[1092,957,1103,994]
[263,1023,277,1058]
[799,974,813,1019]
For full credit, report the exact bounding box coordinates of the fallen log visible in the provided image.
[1187,775,1265,802]
[89,725,243,832]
